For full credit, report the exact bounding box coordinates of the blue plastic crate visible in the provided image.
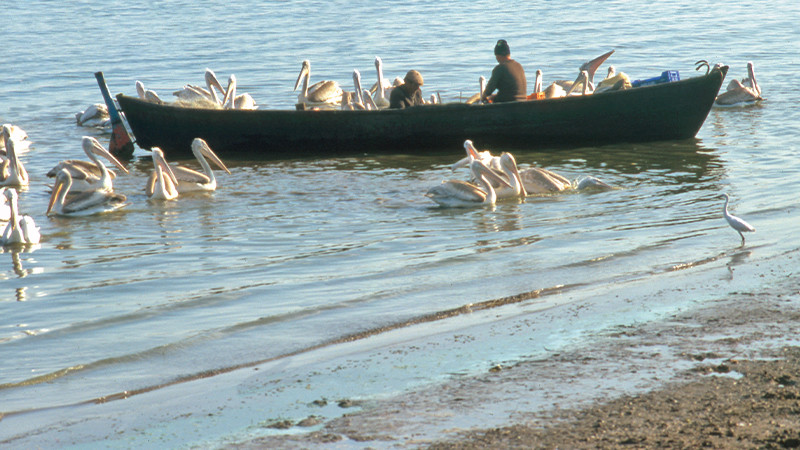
[632,70,680,88]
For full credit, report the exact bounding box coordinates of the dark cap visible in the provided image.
[494,39,510,56]
[404,70,424,86]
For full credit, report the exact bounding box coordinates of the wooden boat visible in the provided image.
[116,65,727,159]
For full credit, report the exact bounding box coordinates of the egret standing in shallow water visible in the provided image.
[721,193,755,245]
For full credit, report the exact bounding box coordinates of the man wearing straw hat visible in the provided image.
[389,70,425,109]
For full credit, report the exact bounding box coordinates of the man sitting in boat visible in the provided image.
[389,70,425,109]
[481,39,527,103]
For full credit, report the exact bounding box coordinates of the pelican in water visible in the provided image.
[75,103,110,128]
[721,193,755,245]
[715,62,763,106]
[1,188,39,245]
[0,132,29,187]
[495,152,527,199]
[426,159,512,207]
[145,148,180,200]
[135,81,163,104]
[0,187,10,222]
[453,142,525,198]
[451,140,501,172]
[47,168,128,216]
[0,123,31,154]
[294,60,343,107]
[46,136,129,193]
[147,138,230,193]
[371,56,392,109]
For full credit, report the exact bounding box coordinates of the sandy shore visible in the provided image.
[231,255,800,449]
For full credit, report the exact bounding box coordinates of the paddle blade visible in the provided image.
[95,71,134,159]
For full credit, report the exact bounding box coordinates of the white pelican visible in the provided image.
[75,103,111,128]
[0,123,31,154]
[715,62,763,106]
[533,69,543,94]
[371,56,392,109]
[495,152,527,199]
[218,74,257,110]
[173,68,227,107]
[543,81,567,99]
[0,187,10,222]
[519,166,612,194]
[451,139,502,172]
[46,136,129,193]
[566,70,592,96]
[555,50,615,92]
[594,66,632,94]
[145,148,179,200]
[352,69,367,109]
[135,81,163,104]
[0,134,29,187]
[1,188,40,245]
[294,60,343,107]
[148,138,230,193]
[518,166,573,194]
[721,193,755,245]
[467,76,487,104]
[425,159,512,208]
[47,168,128,216]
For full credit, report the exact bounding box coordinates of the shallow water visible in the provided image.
[1,0,799,447]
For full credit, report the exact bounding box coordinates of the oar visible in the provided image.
[95,71,134,159]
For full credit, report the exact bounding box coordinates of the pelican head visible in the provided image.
[293,60,312,92]
[192,138,231,174]
[746,61,760,96]
[222,74,237,109]
[47,169,72,215]
[82,136,129,174]
[204,68,226,104]
[353,69,365,106]
[499,152,527,197]
[470,159,513,191]
[152,148,179,186]
[579,49,614,84]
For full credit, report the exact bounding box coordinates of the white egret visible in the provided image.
[721,193,755,245]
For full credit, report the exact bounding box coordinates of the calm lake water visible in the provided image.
[2,0,799,447]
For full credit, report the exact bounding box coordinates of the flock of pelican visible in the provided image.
[0,117,230,246]
[133,68,258,110]
[2,58,763,248]
[293,57,405,110]
[426,139,613,207]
